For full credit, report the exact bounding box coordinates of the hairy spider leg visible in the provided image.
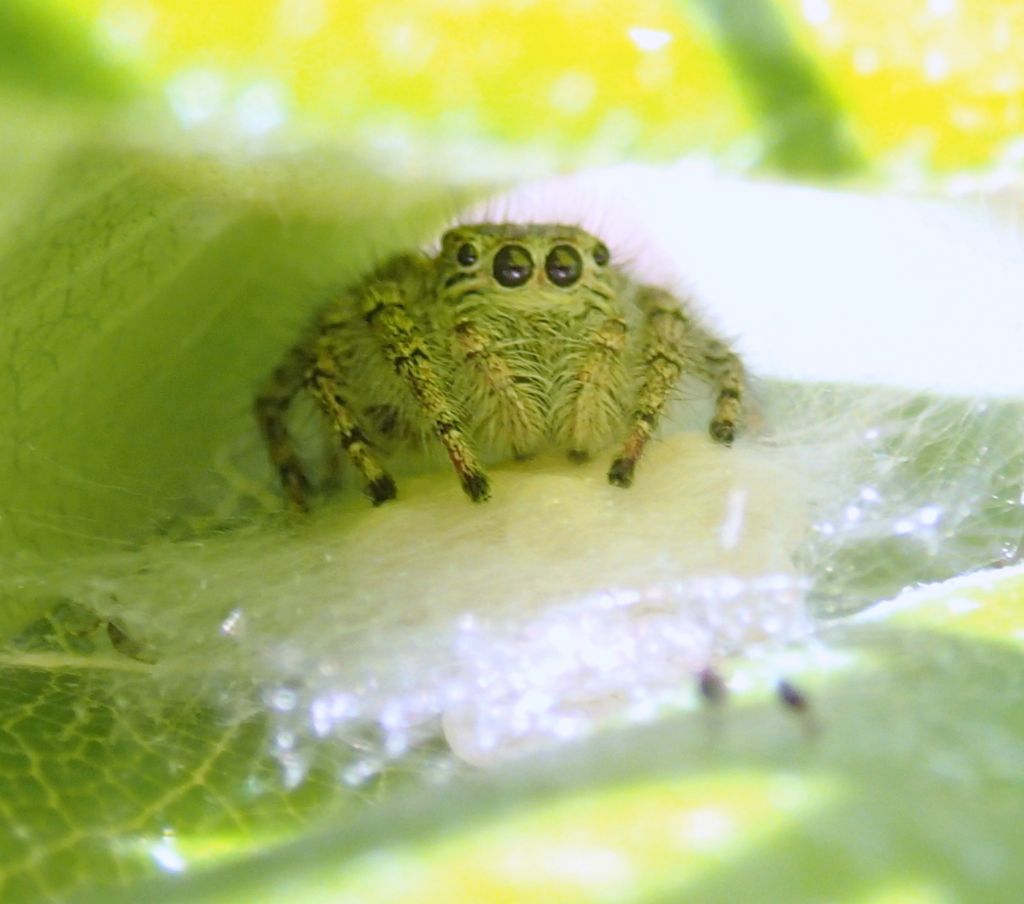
[608,288,746,486]
[704,337,746,445]
[608,288,696,487]
[255,344,316,511]
[363,283,491,502]
[452,318,543,458]
[555,312,630,460]
[306,336,397,506]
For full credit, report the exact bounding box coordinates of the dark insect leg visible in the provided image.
[776,678,818,734]
[776,678,808,712]
[697,665,729,706]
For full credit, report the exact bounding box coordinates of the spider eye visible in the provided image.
[456,242,478,266]
[592,242,610,266]
[493,244,534,287]
[544,244,583,287]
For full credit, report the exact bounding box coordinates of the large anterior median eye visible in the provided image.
[493,244,534,287]
[544,244,583,287]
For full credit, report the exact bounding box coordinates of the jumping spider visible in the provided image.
[256,223,746,509]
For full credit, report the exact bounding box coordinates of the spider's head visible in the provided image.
[436,223,614,308]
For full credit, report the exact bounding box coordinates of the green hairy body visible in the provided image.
[256,223,746,508]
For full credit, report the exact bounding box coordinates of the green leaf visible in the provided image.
[0,658,346,902]
[0,91,474,900]
[0,91,475,638]
[79,574,1024,903]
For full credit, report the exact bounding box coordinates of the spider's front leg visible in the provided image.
[364,283,490,502]
[554,313,630,461]
[453,320,544,459]
[608,286,746,487]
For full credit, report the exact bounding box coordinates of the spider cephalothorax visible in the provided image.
[256,223,745,508]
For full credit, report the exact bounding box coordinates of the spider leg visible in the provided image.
[608,288,695,487]
[555,314,630,460]
[306,341,397,506]
[608,287,746,487]
[365,284,490,502]
[704,339,746,446]
[454,320,542,458]
[255,344,315,511]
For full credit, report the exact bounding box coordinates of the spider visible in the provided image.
[256,223,746,509]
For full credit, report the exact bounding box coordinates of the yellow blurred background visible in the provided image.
[23,0,1024,177]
